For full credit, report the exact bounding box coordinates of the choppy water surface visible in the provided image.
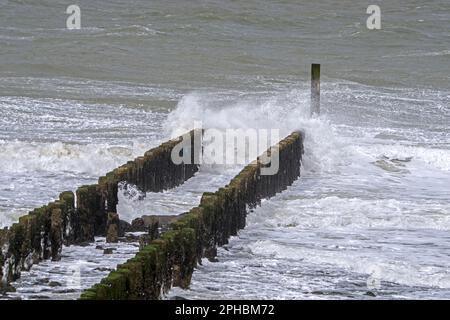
[1,0,449,299]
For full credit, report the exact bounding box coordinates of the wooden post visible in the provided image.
[311,63,320,116]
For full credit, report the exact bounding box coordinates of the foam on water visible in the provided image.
[4,237,139,300]
[0,140,148,174]
[117,165,241,223]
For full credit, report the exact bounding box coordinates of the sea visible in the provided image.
[1,0,449,299]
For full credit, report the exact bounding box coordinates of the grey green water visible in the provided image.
[1,0,450,299]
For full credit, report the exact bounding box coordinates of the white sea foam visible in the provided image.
[353,144,450,172]
[248,239,450,290]
[117,164,242,223]
[0,140,148,175]
[164,88,450,298]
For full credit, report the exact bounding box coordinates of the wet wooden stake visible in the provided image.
[311,63,320,116]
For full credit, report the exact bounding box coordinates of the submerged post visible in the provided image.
[311,63,320,116]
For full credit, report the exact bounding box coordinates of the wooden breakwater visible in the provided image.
[80,131,304,300]
[0,130,201,291]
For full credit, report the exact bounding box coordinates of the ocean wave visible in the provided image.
[354,144,450,172]
[249,239,450,289]
[164,90,347,174]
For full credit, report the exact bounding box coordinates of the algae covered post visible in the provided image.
[311,63,320,116]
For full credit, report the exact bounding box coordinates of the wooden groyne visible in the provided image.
[80,131,304,300]
[0,130,201,291]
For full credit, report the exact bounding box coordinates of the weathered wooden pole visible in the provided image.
[311,63,320,116]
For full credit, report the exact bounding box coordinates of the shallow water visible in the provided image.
[1,0,449,299]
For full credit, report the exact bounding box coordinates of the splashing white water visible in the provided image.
[0,140,149,175]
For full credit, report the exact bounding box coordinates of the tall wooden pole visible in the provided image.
[311,63,320,116]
